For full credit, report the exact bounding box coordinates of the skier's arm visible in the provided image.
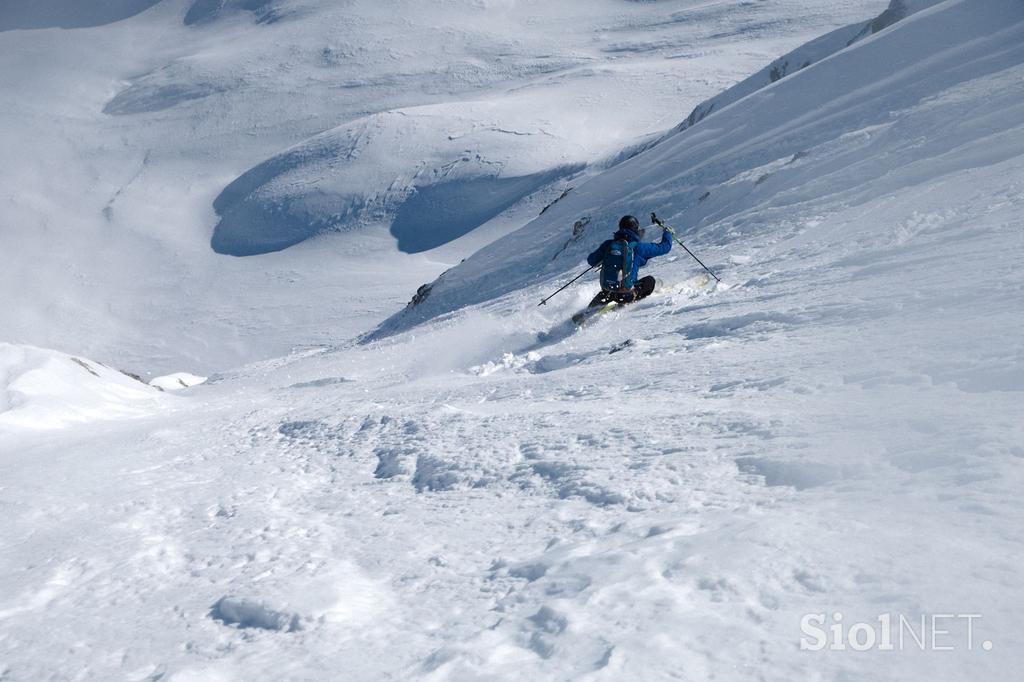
[587,243,606,266]
[636,229,673,259]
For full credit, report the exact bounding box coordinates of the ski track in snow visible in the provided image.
[2,0,1024,680]
[3,165,1022,677]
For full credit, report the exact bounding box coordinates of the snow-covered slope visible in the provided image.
[380,0,1023,334]
[676,0,944,132]
[0,0,162,31]
[0,343,166,429]
[0,0,885,375]
[209,102,587,257]
[2,0,1022,680]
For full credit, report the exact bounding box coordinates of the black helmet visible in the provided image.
[618,215,640,231]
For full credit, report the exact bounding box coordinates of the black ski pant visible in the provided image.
[588,275,656,307]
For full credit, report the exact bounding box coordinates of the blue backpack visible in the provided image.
[600,239,636,292]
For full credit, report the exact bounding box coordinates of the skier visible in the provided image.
[586,215,672,307]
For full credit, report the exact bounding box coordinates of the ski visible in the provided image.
[569,275,710,327]
[571,301,618,326]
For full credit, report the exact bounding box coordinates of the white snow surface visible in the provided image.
[674,0,946,132]
[2,0,1024,680]
[0,0,885,375]
[0,343,166,430]
[150,372,208,391]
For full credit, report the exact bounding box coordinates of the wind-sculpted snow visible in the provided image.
[103,54,245,116]
[210,104,587,256]
[390,166,582,253]
[105,82,225,115]
[676,0,945,133]
[184,0,280,26]
[0,0,162,31]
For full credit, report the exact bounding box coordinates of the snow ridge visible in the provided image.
[677,0,945,133]
[0,344,166,430]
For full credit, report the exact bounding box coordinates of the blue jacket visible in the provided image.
[587,227,672,282]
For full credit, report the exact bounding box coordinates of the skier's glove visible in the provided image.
[662,224,675,235]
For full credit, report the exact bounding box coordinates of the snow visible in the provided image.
[382,0,1024,334]
[675,0,946,133]
[3,0,1024,680]
[0,0,162,31]
[209,102,588,256]
[150,372,208,390]
[0,0,885,375]
[0,343,166,430]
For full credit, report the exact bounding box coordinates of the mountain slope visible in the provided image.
[379,0,1023,335]
[676,0,944,132]
[1,1,1022,680]
[0,0,885,375]
[0,0,162,31]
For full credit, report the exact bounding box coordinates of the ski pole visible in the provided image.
[538,263,598,306]
[650,212,721,283]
